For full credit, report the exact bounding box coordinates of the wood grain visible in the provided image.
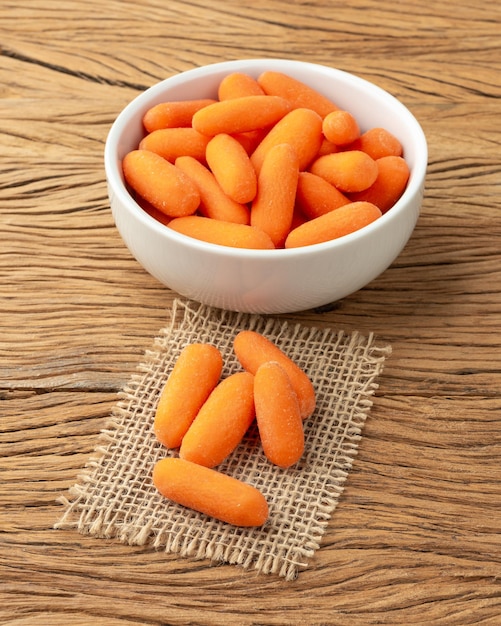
[1,0,500,623]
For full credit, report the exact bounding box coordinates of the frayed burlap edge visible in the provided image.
[55,299,391,581]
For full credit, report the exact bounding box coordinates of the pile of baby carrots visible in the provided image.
[152,330,316,527]
[122,70,410,249]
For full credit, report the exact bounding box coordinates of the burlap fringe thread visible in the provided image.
[55,299,391,581]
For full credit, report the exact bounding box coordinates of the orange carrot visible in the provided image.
[349,127,403,160]
[153,343,223,449]
[322,109,360,146]
[175,155,250,224]
[295,171,351,219]
[258,70,339,118]
[285,201,382,248]
[139,128,210,163]
[179,372,256,468]
[192,95,291,136]
[143,99,216,132]
[309,150,378,193]
[254,361,304,468]
[233,330,316,420]
[250,107,323,174]
[122,150,200,218]
[168,215,275,249]
[349,155,410,213]
[205,133,257,204]
[250,143,299,247]
[218,72,265,100]
[153,457,269,527]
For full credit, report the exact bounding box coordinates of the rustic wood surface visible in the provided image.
[1,1,500,624]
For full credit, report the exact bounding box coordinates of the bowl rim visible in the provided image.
[104,58,428,260]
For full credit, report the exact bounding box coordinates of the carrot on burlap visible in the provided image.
[233,330,316,420]
[122,150,200,218]
[153,343,223,449]
[142,99,216,132]
[168,216,275,250]
[153,457,269,527]
[285,201,382,248]
[349,155,410,213]
[250,107,323,174]
[257,70,339,118]
[250,143,299,247]
[309,150,378,193]
[192,95,291,136]
[254,361,305,468]
[175,155,250,224]
[139,127,210,163]
[218,72,265,100]
[205,133,257,204]
[295,171,350,220]
[179,372,256,468]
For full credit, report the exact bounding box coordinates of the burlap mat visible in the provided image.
[55,299,391,580]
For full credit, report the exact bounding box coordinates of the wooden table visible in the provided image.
[2,1,500,624]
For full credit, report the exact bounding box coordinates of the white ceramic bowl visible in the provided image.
[105,59,427,314]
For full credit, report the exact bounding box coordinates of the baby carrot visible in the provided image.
[295,171,350,220]
[233,330,316,420]
[254,361,304,468]
[175,155,250,224]
[153,343,223,449]
[322,109,360,146]
[285,201,382,248]
[349,155,410,213]
[309,150,378,193]
[153,457,269,527]
[250,107,323,174]
[205,133,257,204]
[143,99,216,132]
[218,72,265,100]
[258,70,339,118]
[122,150,200,218]
[315,137,339,158]
[179,371,256,468]
[192,95,291,136]
[250,143,299,248]
[168,215,275,250]
[139,127,210,163]
[349,127,403,160]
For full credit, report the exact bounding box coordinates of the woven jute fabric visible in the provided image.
[55,299,391,580]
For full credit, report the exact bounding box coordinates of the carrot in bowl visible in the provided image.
[192,95,291,136]
[179,371,256,468]
[154,343,223,449]
[233,330,316,420]
[250,143,299,248]
[168,215,275,249]
[205,133,257,204]
[122,149,200,218]
[309,150,378,193]
[139,127,210,163]
[218,72,265,100]
[285,201,382,248]
[257,70,339,118]
[250,107,323,174]
[254,361,305,468]
[142,99,216,132]
[153,457,269,527]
